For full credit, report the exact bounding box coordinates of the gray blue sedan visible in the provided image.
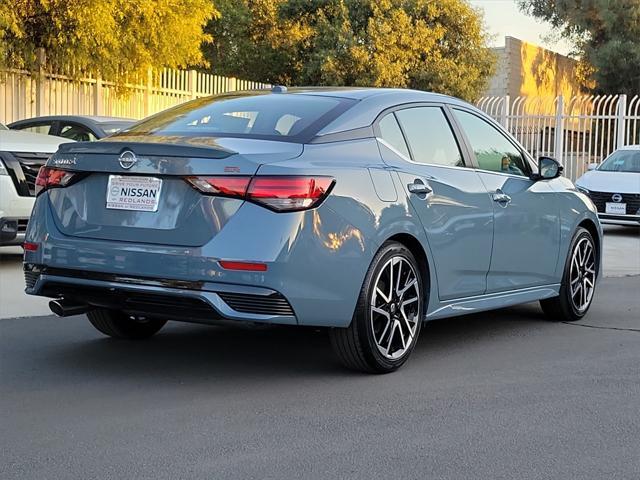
[23,87,602,372]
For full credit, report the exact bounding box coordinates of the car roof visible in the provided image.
[0,130,74,153]
[278,87,474,136]
[617,145,640,151]
[252,86,461,102]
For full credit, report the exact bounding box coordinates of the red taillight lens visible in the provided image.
[248,176,334,211]
[186,176,334,212]
[35,167,77,195]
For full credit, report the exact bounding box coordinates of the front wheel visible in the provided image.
[540,227,597,321]
[330,241,425,373]
[87,309,167,339]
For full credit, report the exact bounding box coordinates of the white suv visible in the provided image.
[575,146,640,226]
[0,124,74,245]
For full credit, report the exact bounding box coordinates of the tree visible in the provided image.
[0,0,218,80]
[519,0,640,94]
[205,0,495,101]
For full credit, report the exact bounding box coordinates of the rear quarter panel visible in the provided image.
[257,138,438,326]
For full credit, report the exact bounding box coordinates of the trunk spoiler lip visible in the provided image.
[56,140,236,159]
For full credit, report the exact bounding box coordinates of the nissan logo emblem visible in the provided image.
[611,193,623,203]
[118,150,137,169]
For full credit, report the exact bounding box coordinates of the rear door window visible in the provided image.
[395,107,464,167]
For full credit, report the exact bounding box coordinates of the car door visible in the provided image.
[375,105,494,301]
[451,107,560,292]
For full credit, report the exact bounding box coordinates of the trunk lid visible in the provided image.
[46,138,303,246]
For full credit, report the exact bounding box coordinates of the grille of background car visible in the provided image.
[587,191,640,214]
[2,152,51,197]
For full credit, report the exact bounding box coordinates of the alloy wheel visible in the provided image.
[569,237,596,312]
[370,256,421,360]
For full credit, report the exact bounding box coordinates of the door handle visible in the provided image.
[491,190,511,205]
[407,180,432,195]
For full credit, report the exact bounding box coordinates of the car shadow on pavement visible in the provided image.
[29,302,551,383]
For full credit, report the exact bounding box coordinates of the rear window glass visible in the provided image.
[114,93,354,142]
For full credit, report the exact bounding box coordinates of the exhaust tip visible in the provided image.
[49,299,91,317]
[49,300,65,317]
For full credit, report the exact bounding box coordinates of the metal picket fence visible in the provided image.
[1,67,270,125]
[476,95,640,181]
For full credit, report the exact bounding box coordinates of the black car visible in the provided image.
[8,115,135,142]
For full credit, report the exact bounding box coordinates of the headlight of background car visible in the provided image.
[576,185,590,195]
[0,159,8,176]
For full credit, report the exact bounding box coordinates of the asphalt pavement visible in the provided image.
[1,226,639,479]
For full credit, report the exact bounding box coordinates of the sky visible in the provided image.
[469,0,573,56]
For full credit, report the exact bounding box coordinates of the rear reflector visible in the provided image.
[186,175,334,212]
[219,261,268,272]
[23,242,39,251]
[35,167,78,195]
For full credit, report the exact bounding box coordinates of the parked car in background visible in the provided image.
[24,88,602,373]
[576,146,640,226]
[0,130,74,246]
[8,115,135,141]
[0,123,8,130]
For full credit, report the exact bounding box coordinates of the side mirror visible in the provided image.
[532,156,563,181]
[587,163,598,171]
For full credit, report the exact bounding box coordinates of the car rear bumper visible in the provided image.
[23,194,375,327]
[24,264,298,325]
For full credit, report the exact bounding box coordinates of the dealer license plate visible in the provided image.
[605,202,626,215]
[106,175,162,212]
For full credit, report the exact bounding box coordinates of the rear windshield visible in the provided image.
[598,150,640,172]
[113,93,354,142]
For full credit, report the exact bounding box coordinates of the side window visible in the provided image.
[395,107,464,167]
[453,109,529,177]
[14,123,52,135]
[378,113,411,159]
[59,124,97,142]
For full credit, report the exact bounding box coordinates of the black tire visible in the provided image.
[540,227,597,322]
[87,309,167,339]
[330,241,425,373]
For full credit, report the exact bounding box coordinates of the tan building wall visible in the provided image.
[485,37,582,99]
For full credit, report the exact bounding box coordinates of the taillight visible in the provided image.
[247,176,334,211]
[35,167,77,195]
[186,176,334,212]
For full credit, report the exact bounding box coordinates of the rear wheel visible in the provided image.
[330,241,425,373]
[87,309,167,339]
[540,227,597,322]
